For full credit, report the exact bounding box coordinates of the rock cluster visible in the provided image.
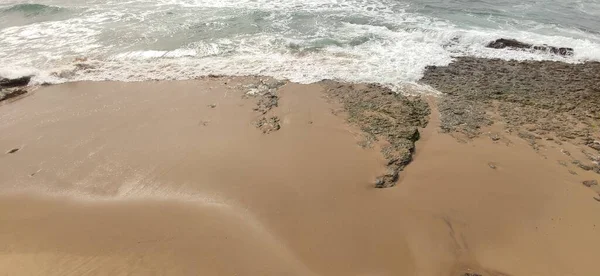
[246,78,287,134]
[320,81,430,188]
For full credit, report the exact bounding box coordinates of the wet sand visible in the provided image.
[1,78,599,276]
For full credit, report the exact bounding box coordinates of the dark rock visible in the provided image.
[463,273,483,276]
[581,149,599,162]
[580,164,594,171]
[487,38,531,49]
[207,104,217,108]
[569,170,578,175]
[6,148,19,154]
[533,45,574,56]
[588,141,600,151]
[573,160,593,171]
[0,88,27,102]
[486,38,573,56]
[583,180,598,187]
[0,76,31,88]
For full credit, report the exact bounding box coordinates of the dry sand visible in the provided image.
[0,78,599,276]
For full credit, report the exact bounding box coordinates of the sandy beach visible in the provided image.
[1,73,599,276]
[1,0,600,274]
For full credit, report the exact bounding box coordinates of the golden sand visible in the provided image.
[0,78,598,275]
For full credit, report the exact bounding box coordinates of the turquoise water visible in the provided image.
[0,0,599,86]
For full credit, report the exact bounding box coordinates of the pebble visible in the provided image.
[582,180,598,187]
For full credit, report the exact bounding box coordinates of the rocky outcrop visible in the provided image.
[0,76,31,103]
[486,38,574,56]
[421,57,600,140]
[421,57,600,174]
[320,82,430,188]
[0,76,31,88]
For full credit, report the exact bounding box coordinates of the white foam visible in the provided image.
[1,0,600,89]
[0,66,37,80]
[113,49,197,59]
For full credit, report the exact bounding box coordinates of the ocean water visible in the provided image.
[0,0,599,87]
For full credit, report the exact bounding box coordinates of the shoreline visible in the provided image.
[1,57,600,275]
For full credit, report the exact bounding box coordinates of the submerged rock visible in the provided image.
[487,38,530,49]
[486,38,574,56]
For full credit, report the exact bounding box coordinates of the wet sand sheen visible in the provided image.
[1,78,599,275]
[0,195,317,276]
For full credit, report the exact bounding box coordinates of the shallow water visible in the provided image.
[0,0,599,87]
